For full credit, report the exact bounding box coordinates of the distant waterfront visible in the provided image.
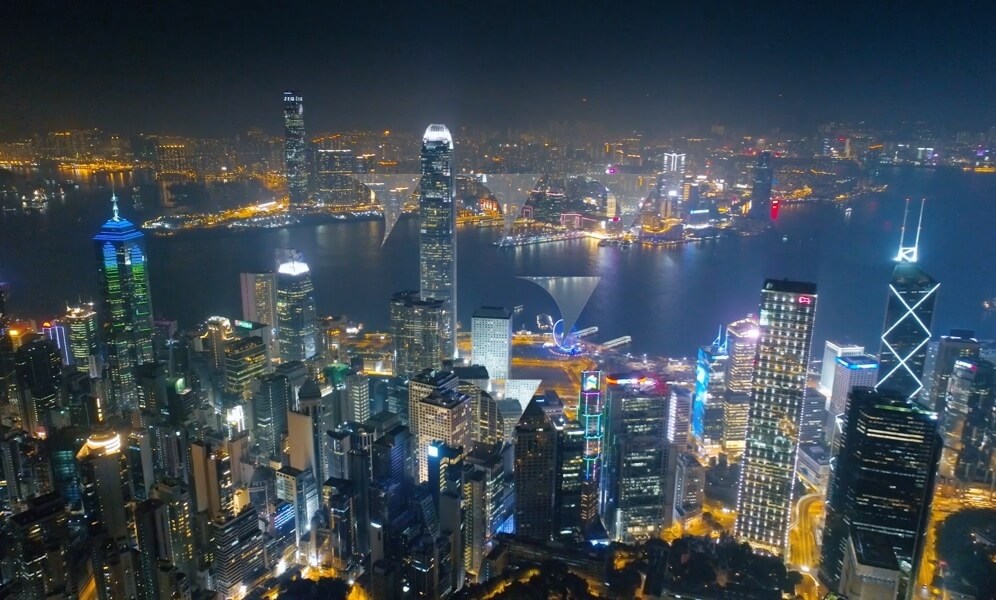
[1,167,994,357]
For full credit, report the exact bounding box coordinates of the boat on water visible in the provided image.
[984,298,996,311]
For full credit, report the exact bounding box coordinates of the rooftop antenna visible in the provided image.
[110,184,120,221]
[896,197,923,263]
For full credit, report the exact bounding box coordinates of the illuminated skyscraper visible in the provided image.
[603,380,669,541]
[76,430,131,542]
[210,506,264,600]
[819,340,865,397]
[390,290,443,378]
[694,335,727,451]
[65,303,99,377]
[253,373,291,460]
[735,279,817,556]
[93,194,155,413]
[723,317,758,456]
[876,199,938,401]
[942,358,996,483]
[661,152,686,174]
[819,388,941,597]
[276,259,318,362]
[578,370,604,523]
[724,317,759,394]
[205,316,233,373]
[827,355,878,445]
[223,336,267,402]
[749,151,773,219]
[419,124,457,358]
[283,90,308,205]
[471,306,512,381]
[151,478,195,582]
[924,329,980,413]
[239,272,276,327]
[316,148,357,205]
[412,388,472,483]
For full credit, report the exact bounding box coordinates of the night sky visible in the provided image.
[2,1,994,136]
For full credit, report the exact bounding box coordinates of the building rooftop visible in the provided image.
[836,354,879,369]
[473,306,512,319]
[423,124,453,145]
[277,261,309,276]
[762,278,818,295]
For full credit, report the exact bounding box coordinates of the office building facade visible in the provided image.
[735,279,817,556]
[283,90,308,205]
[93,194,155,412]
[471,306,512,381]
[419,124,457,359]
[276,259,318,362]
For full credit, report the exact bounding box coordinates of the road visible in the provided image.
[787,493,825,600]
[788,493,824,572]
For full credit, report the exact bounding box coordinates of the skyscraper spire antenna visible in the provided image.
[896,197,922,263]
[110,185,120,221]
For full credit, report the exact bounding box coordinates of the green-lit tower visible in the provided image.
[93,194,154,414]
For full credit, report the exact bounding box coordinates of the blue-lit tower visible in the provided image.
[694,326,728,451]
[876,199,938,401]
[419,124,457,359]
[579,370,604,524]
[93,194,154,414]
[283,90,308,205]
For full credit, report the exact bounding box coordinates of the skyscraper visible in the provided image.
[205,316,233,373]
[93,194,155,413]
[390,290,443,378]
[827,355,879,445]
[953,359,996,484]
[412,388,472,483]
[694,339,728,451]
[603,380,669,541]
[735,279,818,556]
[749,151,773,219]
[239,272,276,327]
[876,199,938,400]
[724,317,759,395]
[924,329,980,413]
[254,373,290,460]
[223,336,267,402]
[14,338,62,435]
[283,90,308,205]
[578,370,604,524]
[942,358,996,482]
[819,340,865,397]
[276,259,318,362]
[210,507,264,599]
[819,388,941,597]
[65,303,99,377]
[419,124,457,359]
[513,397,557,542]
[471,306,512,381]
[76,430,131,542]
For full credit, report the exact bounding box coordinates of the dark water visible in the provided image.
[1,168,994,357]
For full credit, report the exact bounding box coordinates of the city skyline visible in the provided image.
[2,9,996,595]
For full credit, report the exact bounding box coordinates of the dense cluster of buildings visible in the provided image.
[1,93,996,600]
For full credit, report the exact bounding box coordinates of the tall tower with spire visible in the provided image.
[93,193,155,414]
[876,198,939,401]
[419,124,457,359]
